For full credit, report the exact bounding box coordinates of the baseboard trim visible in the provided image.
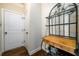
[29,47,41,55]
[0,52,2,56]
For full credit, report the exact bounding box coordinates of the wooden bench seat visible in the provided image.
[43,35,76,55]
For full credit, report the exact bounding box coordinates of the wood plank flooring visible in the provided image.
[2,46,29,56]
[2,46,47,56]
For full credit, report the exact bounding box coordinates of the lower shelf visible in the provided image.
[48,47,75,56]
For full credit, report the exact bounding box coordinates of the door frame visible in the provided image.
[1,8,25,53]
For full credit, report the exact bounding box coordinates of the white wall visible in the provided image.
[41,3,56,52]
[25,3,42,55]
[30,3,42,51]
[41,3,56,37]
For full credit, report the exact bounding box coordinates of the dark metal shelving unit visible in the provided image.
[46,3,79,56]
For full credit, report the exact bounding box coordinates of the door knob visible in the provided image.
[5,32,7,34]
[26,32,28,34]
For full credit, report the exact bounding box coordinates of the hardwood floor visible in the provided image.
[2,46,29,56]
[32,49,47,56]
[2,46,47,56]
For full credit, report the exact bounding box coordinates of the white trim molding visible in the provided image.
[0,52,2,56]
[29,47,41,55]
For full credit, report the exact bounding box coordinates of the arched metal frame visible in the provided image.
[46,3,79,55]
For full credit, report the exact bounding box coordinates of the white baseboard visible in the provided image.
[29,47,41,55]
[0,52,2,56]
[42,48,48,53]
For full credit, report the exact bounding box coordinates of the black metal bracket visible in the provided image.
[74,49,79,56]
[48,45,52,55]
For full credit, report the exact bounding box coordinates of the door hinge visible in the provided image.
[22,17,25,19]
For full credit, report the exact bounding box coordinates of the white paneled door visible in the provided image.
[4,10,25,51]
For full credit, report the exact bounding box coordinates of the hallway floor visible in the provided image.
[2,46,29,56]
[2,46,47,56]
